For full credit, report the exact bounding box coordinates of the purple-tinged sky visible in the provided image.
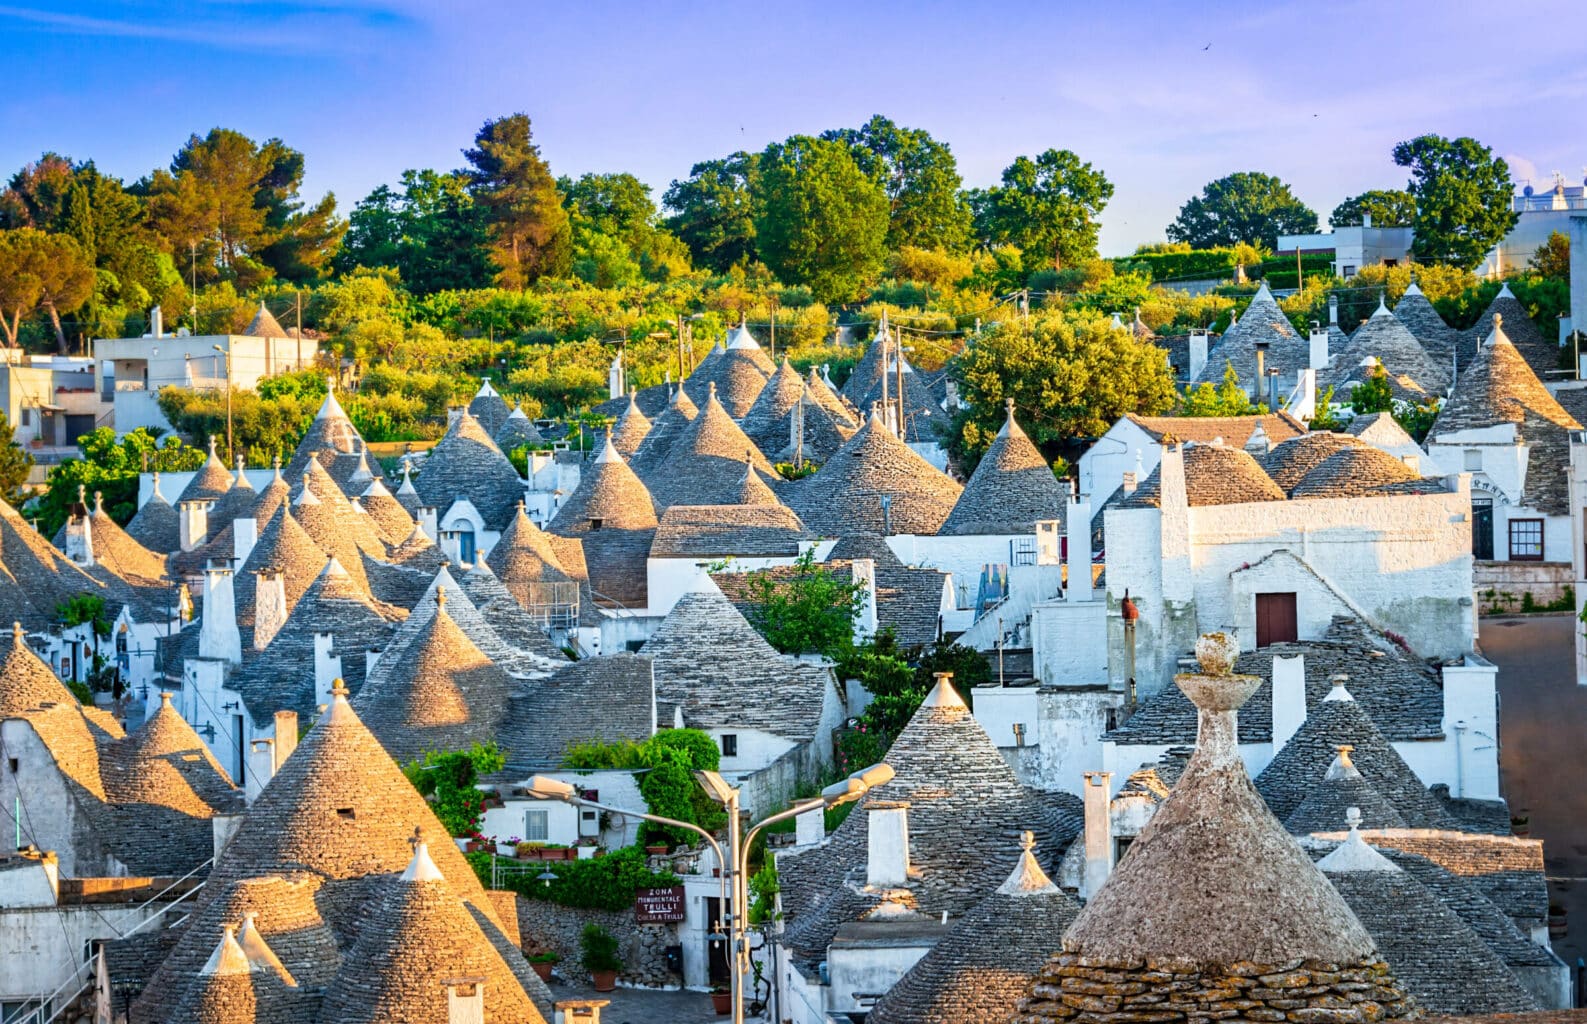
[2,0,1584,256]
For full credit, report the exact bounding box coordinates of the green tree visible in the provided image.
[1180,362,1258,416]
[464,114,572,288]
[37,427,205,537]
[823,115,972,252]
[969,149,1114,270]
[0,410,35,505]
[1167,172,1318,248]
[0,227,94,352]
[741,550,867,658]
[1392,134,1517,270]
[662,152,760,273]
[340,169,490,293]
[401,742,505,839]
[950,308,1176,462]
[754,135,889,303]
[560,172,690,285]
[1349,364,1395,415]
[1529,231,1570,280]
[57,593,116,693]
[1330,189,1416,228]
[143,128,343,289]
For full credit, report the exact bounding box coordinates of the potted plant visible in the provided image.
[711,984,731,1015]
[498,836,521,857]
[528,951,560,983]
[516,841,544,860]
[577,839,599,860]
[645,842,669,855]
[580,924,622,992]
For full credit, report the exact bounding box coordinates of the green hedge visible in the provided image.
[467,846,679,911]
[1113,248,1238,282]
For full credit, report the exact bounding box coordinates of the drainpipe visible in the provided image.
[1453,720,1467,799]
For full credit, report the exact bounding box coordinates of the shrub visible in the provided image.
[470,845,678,911]
[402,742,505,839]
[580,924,623,974]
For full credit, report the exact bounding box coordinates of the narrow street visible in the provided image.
[1483,613,1587,968]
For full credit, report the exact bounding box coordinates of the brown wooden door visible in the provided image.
[1255,593,1298,647]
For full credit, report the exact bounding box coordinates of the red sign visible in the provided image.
[635,885,686,923]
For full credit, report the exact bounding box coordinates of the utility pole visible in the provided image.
[677,315,686,382]
[769,296,778,359]
[895,327,907,438]
[189,241,198,333]
[295,291,303,370]
[212,344,233,462]
[1295,247,1303,292]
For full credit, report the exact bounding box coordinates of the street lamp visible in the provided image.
[211,344,232,462]
[527,761,894,1024]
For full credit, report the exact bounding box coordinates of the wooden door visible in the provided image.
[1255,593,1298,648]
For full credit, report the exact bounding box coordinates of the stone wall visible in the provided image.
[513,895,680,989]
[1474,560,1574,613]
[1013,953,1414,1023]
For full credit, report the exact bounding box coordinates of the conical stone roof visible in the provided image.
[775,389,857,465]
[179,438,234,504]
[126,474,180,554]
[940,404,1067,535]
[414,411,524,532]
[466,378,511,437]
[1328,300,1448,395]
[868,831,1082,1024]
[319,843,547,1024]
[610,392,653,456]
[80,494,170,583]
[487,503,574,600]
[459,558,570,664]
[1466,284,1556,381]
[1194,283,1308,386]
[788,410,962,535]
[1255,679,1458,829]
[628,384,699,476]
[353,591,513,762]
[1260,432,1370,493]
[733,458,782,506]
[1393,281,1465,371]
[549,434,658,534]
[358,477,416,545]
[494,405,545,451]
[1284,746,1409,835]
[106,691,238,816]
[643,386,783,509]
[808,365,859,427]
[683,324,773,417]
[284,387,362,481]
[243,302,287,339]
[233,505,328,641]
[740,358,806,454]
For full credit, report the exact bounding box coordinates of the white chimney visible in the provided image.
[1329,293,1339,326]
[313,633,341,708]
[1158,444,1192,603]
[273,711,298,767]
[64,508,93,567]
[1291,368,1317,422]
[199,567,242,664]
[246,739,275,803]
[233,516,258,565]
[795,804,825,847]
[1244,422,1271,456]
[1362,212,1373,229]
[608,352,625,399]
[1082,770,1114,898]
[179,500,209,552]
[1188,330,1209,382]
[253,572,287,651]
[444,981,486,1024]
[418,507,438,542]
[211,814,243,859]
[365,648,383,677]
[150,305,164,339]
[866,801,911,887]
[1067,490,1092,601]
[851,558,878,642]
[1309,328,1331,371]
[1271,654,1307,753]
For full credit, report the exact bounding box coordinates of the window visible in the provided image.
[1463,449,1482,472]
[1383,259,1398,268]
[1509,519,1544,561]
[1341,264,1356,277]
[1255,592,1299,648]
[19,409,28,427]
[336,807,356,820]
[525,809,549,842]
[720,734,738,758]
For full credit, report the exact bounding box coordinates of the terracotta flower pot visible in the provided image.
[591,969,618,992]
[531,961,554,982]
[711,991,731,1015]
[645,845,668,855]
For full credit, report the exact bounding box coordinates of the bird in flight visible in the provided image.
[1202,42,1211,50]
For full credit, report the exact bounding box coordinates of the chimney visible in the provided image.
[1291,368,1317,422]
[1082,771,1114,898]
[1066,488,1092,601]
[1188,330,1209,382]
[212,814,243,858]
[233,516,258,565]
[851,558,878,642]
[1329,293,1339,326]
[795,804,825,847]
[313,634,341,708]
[245,739,275,803]
[179,500,209,552]
[1362,212,1373,229]
[253,572,287,650]
[1254,347,1267,403]
[879,494,893,537]
[1244,421,1271,456]
[865,800,911,887]
[418,507,438,542]
[445,981,486,1024]
[64,500,93,567]
[199,567,242,664]
[1158,443,1192,603]
[1120,471,1137,494]
[790,393,806,467]
[150,305,163,339]
[273,711,298,767]
[365,648,383,677]
[1309,328,1330,371]
[1271,655,1306,754]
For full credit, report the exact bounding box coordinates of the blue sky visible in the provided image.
[3,0,1584,256]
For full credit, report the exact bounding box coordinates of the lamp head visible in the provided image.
[526,775,577,802]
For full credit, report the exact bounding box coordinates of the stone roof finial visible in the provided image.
[436,585,447,610]
[12,621,22,641]
[77,483,86,505]
[1345,805,1362,832]
[1324,674,1354,702]
[1019,829,1036,853]
[94,491,104,514]
[1335,744,1355,769]
[208,435,218,457]
[330,678,349,698]
[160,691,174,706]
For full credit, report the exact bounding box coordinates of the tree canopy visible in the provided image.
[1330,189,1416,228]
[1392,134,1517,270]
[754,134,890,303]
[969,149,1113,270]
[661,152,760,274]
[464,114,571,288]
[1167,172,1318,248]
[824,115,972,254]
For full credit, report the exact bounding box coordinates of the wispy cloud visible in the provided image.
[0,1,415,55]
